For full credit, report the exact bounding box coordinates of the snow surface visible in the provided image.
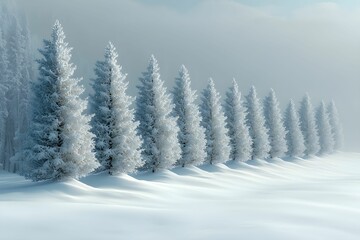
[1,152,360,239]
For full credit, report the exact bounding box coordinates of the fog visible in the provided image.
[12,0,360,151]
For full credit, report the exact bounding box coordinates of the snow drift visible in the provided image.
[1,152,360,239]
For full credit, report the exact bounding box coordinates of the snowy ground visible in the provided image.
[1,152,360,240]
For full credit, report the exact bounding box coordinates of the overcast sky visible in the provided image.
[12,0,360,151]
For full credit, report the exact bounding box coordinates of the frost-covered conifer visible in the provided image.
[200,78,231,164]
[0,12,33,173]
[172,65,206,167]
[299,94,320,156]
[25,21,99,181]
[224,79,252,162]
[136,55,181,172]
[0,28,8,111]
[245,86,270,159]
[2,16,23,171]
[0,27,9,169]
[264,89,287,158]
[14,18,33,152]
[327,101,344,150]
[284,100,305,157]
[90,43,143,174]
[10,17,34,173]
[316,101,335,154]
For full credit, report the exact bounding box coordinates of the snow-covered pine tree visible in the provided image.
[327,101,344,151]
[172,65,206,167]
[316,101,335,154]
[10,17,34,173]
[200,78,231,164]
[224,79,252,162]
[245,86,270,159]
[25,21,99,181]
[136,55,181,172]
[264,89,288,158]
[90,42,143,174]
[0,26,9,169]
[299,94,320,156]
[0,5,34,173]
[2,15,23,172]
[284,100,306,157]
[13,17,33,173]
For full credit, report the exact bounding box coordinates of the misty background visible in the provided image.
[11,0,360,151]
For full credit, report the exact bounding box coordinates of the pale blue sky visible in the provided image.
[13,0,360,150]
[135,0,360,10]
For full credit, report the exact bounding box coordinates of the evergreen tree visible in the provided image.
[200,78,231,164]
[284,100,306,157]
[0,26,9,169]
[299,94,320,156]
[327,100,344,150]
[224,79,252,162]
[11,17,34,173]
[172,65,206,167]
[264,89,288,158]
[2,16,23,171]
[25,21,99,181]
[0,27,8,111]
[91,43,143,174]
[316,101,335,154]
[136,55,181,172]
[0,3,33,172]
[245,86,270,159]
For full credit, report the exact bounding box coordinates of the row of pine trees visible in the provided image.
[2,21,343,181]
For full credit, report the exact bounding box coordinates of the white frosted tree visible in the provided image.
[10,17,34,173]
[224,79,252,162]
[200,78,231,164]
[0,10,33,173]
[13,17,33,170]
[284,100,305,157]
[25,21,99,181]
[2,16,23,172]
[316,101,335,154]
[172,65,206,167]
[264,89,288,158]
[245,86,270,159]
[90,43,143,175]
[299,94,320,156]
[0,27,9,170]
[136,55,181,172]
[327,101,344,151]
